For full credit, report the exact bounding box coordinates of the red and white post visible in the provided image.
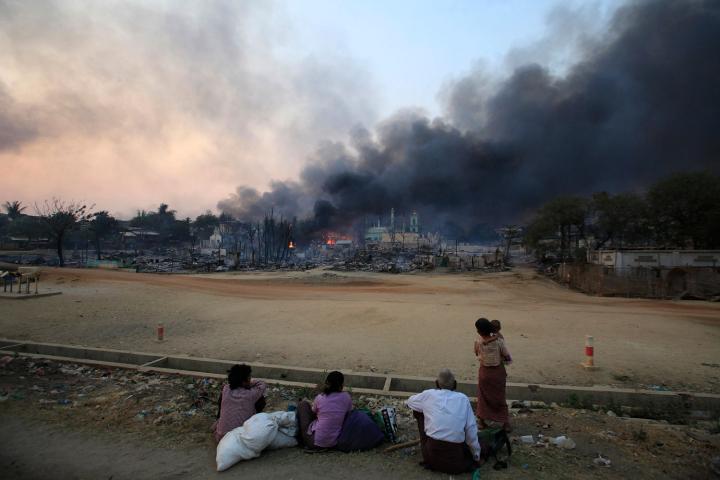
[581,335,596,369]
[157,323,164,342]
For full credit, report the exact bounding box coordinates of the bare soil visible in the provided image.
[1,267,719,392]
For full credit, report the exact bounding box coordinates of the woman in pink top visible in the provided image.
[297,371,352,449]
[213,364,267,442]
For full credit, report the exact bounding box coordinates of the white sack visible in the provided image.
[266,411,298,450]
[215,413,278,472]
[268,411,297,435]
[239,413,278,452]
[267,431,298,450]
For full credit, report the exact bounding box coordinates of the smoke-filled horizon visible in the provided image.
[218,0,720,235]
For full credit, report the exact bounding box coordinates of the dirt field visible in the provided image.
[1,267,719,392]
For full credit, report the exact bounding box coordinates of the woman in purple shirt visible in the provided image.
[297,371,352,449]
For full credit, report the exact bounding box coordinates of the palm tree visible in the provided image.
[3,200,26,220]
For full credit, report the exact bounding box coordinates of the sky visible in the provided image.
[284,0,621,117]
[0,0,623,219]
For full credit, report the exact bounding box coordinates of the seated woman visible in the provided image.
[213,364,267,442]
[297,371,352,449]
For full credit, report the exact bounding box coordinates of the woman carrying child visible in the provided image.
[474,318,512,432]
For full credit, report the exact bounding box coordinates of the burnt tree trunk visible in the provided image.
[56,232,65,267]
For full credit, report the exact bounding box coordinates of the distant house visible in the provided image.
[121,228,161,250]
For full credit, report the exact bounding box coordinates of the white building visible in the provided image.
[200,226,226,257]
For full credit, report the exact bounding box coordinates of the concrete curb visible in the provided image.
[0,292,62,300]
[1,338,718,412]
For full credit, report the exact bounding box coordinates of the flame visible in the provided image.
[323,231,350,246]
[288,241,295,249]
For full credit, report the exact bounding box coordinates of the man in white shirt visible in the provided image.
[406,369,481,474]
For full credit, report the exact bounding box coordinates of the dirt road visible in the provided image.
[1,267,719,391]
[0,415,438,480]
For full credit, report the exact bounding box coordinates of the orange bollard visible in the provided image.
[157,323,164,342]
[581,335,597,369]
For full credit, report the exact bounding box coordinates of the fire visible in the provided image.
[322,231,351,246]
[288,241,295,249]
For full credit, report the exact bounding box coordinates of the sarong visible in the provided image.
[476,364,509,427]
[297,400,319,449]
[413,411,475,474]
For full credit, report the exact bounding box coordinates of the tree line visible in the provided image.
[0,201,296,267]
[525,172,720,262]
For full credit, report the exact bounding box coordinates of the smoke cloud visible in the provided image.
[0,0,377,217]
[219,0,720,237]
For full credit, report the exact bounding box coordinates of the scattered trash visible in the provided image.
[60,366,83,376]
[521,435,535,444]
[607,410,617,417]
[0,356,13,367]
[646,384,670,392]
[57,399,72,405]
[556,436,576,450]
[593,454,612,467]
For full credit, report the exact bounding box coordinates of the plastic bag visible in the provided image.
[375,406,399,443]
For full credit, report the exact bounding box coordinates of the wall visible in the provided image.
[558,263,720,299]
[593,250,720,269]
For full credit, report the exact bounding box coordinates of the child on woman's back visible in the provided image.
[491,319,512,363]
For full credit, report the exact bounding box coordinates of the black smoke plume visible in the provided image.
[219,0,720,239]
